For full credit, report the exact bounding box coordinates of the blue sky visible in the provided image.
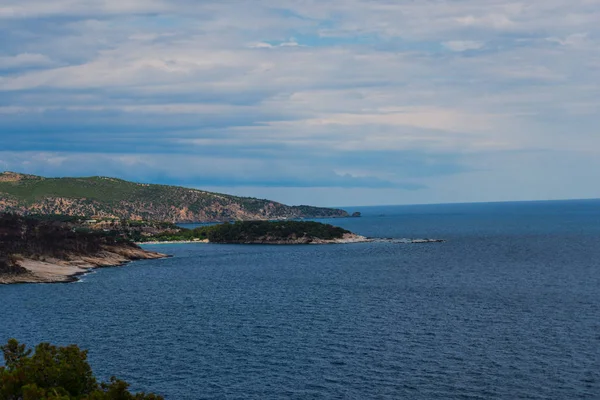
[1,0,599,206]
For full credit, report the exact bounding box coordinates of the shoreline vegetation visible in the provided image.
[134,221,444,245]
[0,213,167,285]
[138,237,445,245]
[0,214,444,285]
[138,232,371,245]
[0,215,367,285]
[136,220,364,245]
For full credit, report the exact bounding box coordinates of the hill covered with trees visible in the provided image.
[0,172,349,223]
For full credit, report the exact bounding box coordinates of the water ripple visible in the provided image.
[2,206,600,399]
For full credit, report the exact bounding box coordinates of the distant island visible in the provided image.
[0,214,368,284]
[0,171,350,223]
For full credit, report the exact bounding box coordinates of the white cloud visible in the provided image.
[281,106,495,133]
[442,41,485,52]
[0,53,54,68]
[455,13,514,29]
[546,33,591,48]
[249,42,275,49]
[248,39,300,49]
[1,0,600,203]
[0,0,170,18]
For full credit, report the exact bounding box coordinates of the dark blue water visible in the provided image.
[2,200,600,399]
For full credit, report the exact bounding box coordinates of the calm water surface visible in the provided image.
[1,200,600,399]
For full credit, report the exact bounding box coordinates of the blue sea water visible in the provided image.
[1,200,600,399]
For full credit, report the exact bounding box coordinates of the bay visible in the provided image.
[1,200,600,399]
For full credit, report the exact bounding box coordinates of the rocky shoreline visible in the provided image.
[1,235,445,285]
[138,233,372,245]
[138,234,445,245]
[221,233,372,245]
[139,239,210,245]
[0,245,168,285]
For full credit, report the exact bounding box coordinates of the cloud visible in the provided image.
[0,151,421,189]
[0,0,170,19]
[442,41,484,52]
[455,14,514,29]
[546,33,592,49]
[283,106,495,133]
[0,0,599,204]
[0,53,54,69]
[248,39,301,48]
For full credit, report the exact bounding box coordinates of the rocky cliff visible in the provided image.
[0,172,349,222]
[0,213,167,284]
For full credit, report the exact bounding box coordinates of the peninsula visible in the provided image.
[0,214,167,284]
[0,215,370,284]
[0,172,349,223]
[140,220,370,245]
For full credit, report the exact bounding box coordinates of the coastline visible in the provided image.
[0,246,168,285]
[138,239,210,245]
[1,235,445,285]
[137,234,445,245]
[137,233,373,245]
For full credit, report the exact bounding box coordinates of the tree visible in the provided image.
[0,339,163,400]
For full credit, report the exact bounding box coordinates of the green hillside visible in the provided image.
[0,175,150,203]
[0,172,349,223]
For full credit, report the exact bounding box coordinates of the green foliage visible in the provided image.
[0,213,137,274]
[0,172,349,222]
[205,220,349,243]
[139,226,211,242]
[0,339,162,400]
[0,177,142,205]
[25,215,87,223]
[136,221,351,243]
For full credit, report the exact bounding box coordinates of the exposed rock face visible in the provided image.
[0,172,38,182]
[0,172,349,222]
[0,245,167,284]
[0,212,168,284]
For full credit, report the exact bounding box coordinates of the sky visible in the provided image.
[1,0,599,207]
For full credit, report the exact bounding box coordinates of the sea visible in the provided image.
[1,200,600,399]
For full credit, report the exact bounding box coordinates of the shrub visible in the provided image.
[0,339,163,400]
